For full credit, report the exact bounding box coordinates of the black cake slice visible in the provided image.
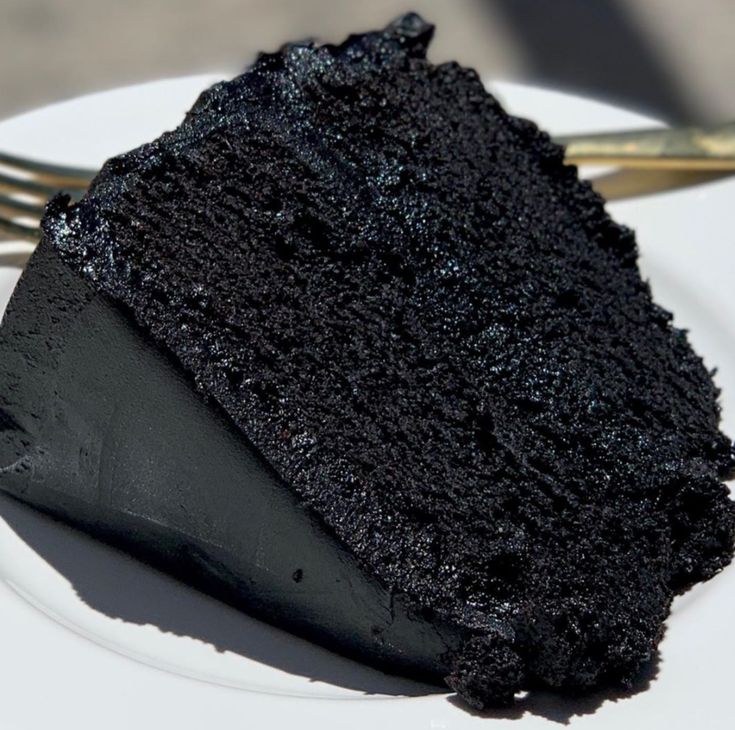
[1,14,734,709]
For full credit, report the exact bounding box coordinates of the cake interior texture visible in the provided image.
[13,13,735,708]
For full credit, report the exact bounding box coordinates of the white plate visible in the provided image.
[1,76,734,730]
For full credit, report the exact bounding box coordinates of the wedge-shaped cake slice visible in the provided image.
[1,14,733,709]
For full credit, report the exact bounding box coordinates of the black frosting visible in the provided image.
[5,13,735,708]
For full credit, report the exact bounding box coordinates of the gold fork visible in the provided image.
[2,122,734,242]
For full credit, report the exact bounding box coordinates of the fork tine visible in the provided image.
[0,216,40,242]
[0,152,95,243]
[0,150,96,183]
[0,193,46,218]
[0,171,86,201]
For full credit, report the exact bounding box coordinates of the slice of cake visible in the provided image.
[1,14,733,709]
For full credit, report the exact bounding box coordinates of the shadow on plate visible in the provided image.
[0,492,439,698]
[0,491,662,718]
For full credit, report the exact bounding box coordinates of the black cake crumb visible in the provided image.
[43,13,735,708]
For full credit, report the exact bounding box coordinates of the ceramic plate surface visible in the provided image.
[0,75,733,730]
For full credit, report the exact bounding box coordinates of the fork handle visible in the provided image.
[555,122,735,170]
